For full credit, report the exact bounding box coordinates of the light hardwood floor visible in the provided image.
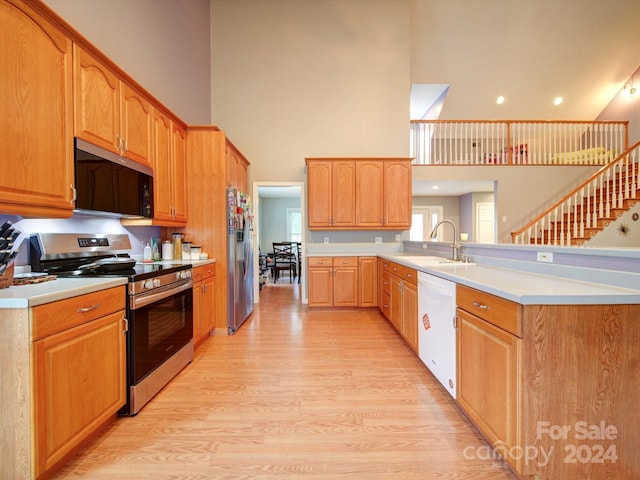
[54,283,517,479]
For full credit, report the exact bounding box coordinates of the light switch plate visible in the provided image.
[374,237,382,244]
[323,237,329,244]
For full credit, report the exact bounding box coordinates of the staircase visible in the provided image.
[511,141,640,246]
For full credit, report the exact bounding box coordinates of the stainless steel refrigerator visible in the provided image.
[227,188,254,334]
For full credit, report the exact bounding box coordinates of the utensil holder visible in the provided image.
[0,262,14,289]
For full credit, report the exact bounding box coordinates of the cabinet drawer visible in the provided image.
[381,271,391,294]
[333,256,358,267]
[308,257,333,267]
[380,291,391,319]
[381,259,393,272]
[193,263,216,283]
[31,286,126,341]
[456,285,521,337]
[386,261,417,285]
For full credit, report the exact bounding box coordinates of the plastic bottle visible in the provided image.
[143,242,152,262]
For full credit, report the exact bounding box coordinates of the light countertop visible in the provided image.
[382,254,640,305]
[0,277,128,308]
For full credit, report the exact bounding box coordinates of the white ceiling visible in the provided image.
[410,0,640,121]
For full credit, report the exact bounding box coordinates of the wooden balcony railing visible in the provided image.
[511,140,640,246]
[410,120,629,166]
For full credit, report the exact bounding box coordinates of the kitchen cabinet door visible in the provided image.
[401,281,418,353]
[332,160,356,227]
[358,256,377,307]
[308,264,333,307]
[0,0,74,217]
[307,161,332,227]
[121,83,153,167]
[172,122,188,223]
[383,160,412,227]
[33,310,127,477]
[153,110,173,221]
[456,307,521,469]
[333,258,358,307]
[355,160,384,227]
[73,45,120,154]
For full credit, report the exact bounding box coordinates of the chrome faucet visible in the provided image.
[430,219,461,261]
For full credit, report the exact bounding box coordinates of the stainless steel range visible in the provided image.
[30,233,194,415]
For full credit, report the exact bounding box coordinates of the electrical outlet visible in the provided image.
[537,251,553,263]
[374,237,382,244]
[323,237,329,244]
[395,234,401,241]
[422,243,428,249]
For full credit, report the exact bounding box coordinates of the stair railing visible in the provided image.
[511,140,640,246]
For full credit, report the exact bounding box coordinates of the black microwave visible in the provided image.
[74,138,153,218]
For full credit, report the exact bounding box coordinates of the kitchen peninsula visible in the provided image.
[307,241,640,479]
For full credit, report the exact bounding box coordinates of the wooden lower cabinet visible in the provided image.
[32,287,127,478]
[358,256,377,307]
[307,256,377,308]
[455,285,640,479]
[382,260,418,353]
[307,256,358,307]
[457,307,521,471]
[193,264,216,345]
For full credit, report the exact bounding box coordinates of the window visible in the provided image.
[286,208,301,242]
[410,206,443,241]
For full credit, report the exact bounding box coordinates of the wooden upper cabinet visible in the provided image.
[121,83,153,167]
[0,0,74,217]
[151,111,187,225]
[306,159,355,228]
[226,140,250,193]
[73,45,120,153]
[74,45,153,168]
[171,123,188,223]
[355,160,384,227]
[307,158,412,230]
[152,110,173,221]
[332,161,356,227]
[307,161,332,228]
[383,160,412,227]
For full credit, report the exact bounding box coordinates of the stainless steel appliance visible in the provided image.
[227,188,254,334]
[74,138,154,218]
[30,233,193,415]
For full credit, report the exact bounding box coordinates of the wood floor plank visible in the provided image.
[53,283,517,479]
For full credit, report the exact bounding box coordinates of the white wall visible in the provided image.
[44,0,212,124]
[210,0,411,184]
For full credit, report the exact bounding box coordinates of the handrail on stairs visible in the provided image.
[511,140,640,245]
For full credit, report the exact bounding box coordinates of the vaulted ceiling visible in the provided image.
[410,0,640,121]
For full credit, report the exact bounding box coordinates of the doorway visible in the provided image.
[252,182,306,303]
[475,202,495,243]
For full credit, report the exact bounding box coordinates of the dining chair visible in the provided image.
[272,242,297,283]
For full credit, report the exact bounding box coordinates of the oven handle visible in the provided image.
[130,279,193,310]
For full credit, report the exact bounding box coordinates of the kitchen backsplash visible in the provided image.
[0,214,160,268]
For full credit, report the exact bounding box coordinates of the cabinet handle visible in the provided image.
[77,303,100,313]
[70,184,77,203]
[473,301,490,310]
[123,316,129,334]
[453,314,457,329]
[341,260,349,264]
[117,136,122,152]
[406,273,413,278]
[123,138,128,154]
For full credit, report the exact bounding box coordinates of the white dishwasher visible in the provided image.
[418,272,457,398]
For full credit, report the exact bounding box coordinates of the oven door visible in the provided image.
[128,279,193,385]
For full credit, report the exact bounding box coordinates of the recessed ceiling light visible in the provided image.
[553,96,563,106]
[432,185,439,190]
[496,96,505,105]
